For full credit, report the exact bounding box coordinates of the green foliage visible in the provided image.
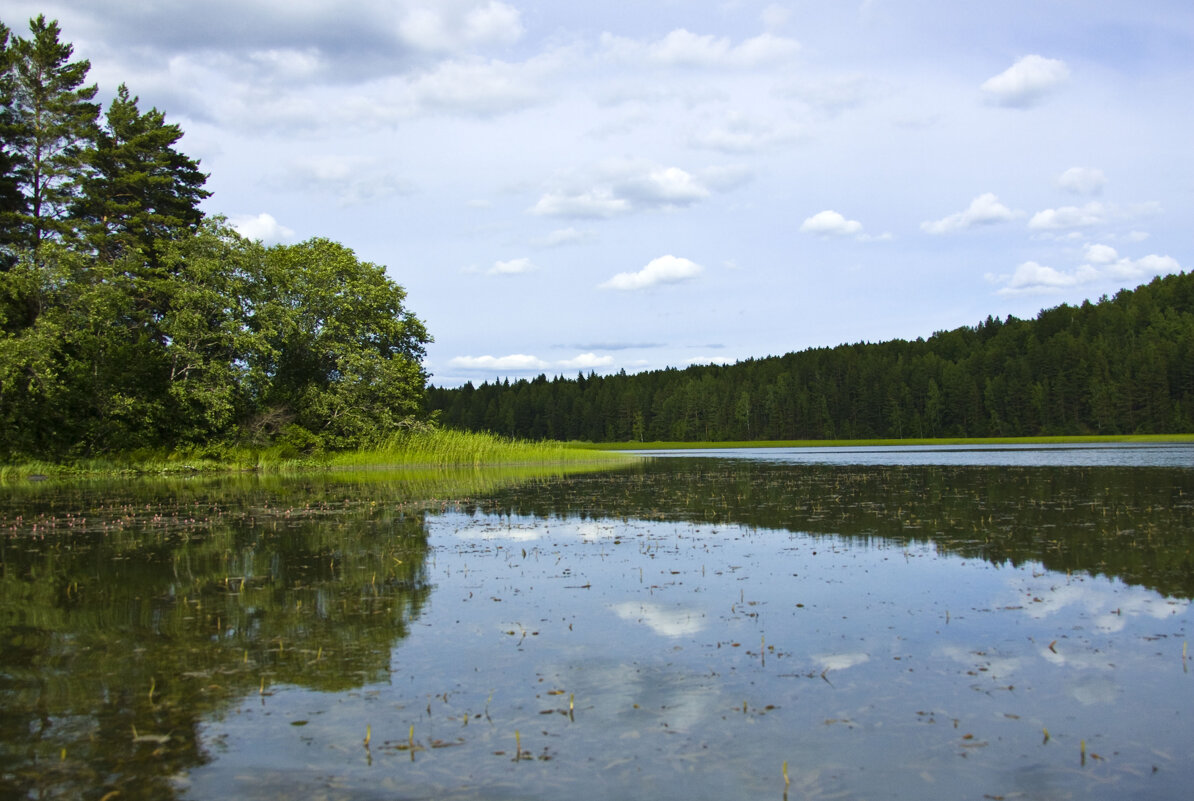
[0,17,432,462]
[74,83,210,266]
[429,272,1194,442]
[254,238,431,448]
[3,15,98,251]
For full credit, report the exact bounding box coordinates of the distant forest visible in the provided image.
[427,271,1194,442]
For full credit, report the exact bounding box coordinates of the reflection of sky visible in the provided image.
[1001,569,1189,633]
[192,499,1194,801]
[632,443,1194,468]
[611,602,706,637]
[811,652,870,671]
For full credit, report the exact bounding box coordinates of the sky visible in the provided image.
[7,1,1192,387]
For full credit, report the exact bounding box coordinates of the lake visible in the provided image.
[2,444,1192,800]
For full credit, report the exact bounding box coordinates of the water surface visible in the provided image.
[2,448,1192,799]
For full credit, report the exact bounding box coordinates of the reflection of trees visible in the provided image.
[1,474,438,801]
[0,464,618,799]
[465,460,1194,599]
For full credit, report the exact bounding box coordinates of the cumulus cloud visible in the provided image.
[601,29,799,69]
[1028,201,1106,231]
[448,354,550,371]
[448,352,615,372]
[600,255,703,290]
[994,245,1181,295]
[397,56,547,117]
[1057,167,1107,196]
[921,193,1023,234]
[800,210,863,237]
[558,352,615,369]
[230,212,296,244]
[981,55,1070,107]
[63,1,524,74]
[532,161,728,219]
[396,0,523,53]
[488,257,536,275]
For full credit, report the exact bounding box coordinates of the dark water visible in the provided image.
[2,448,1193,800]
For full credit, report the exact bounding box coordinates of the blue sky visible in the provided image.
[11,1,1191,386]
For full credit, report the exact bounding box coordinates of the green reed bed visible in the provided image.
[331,428,635,469]
[0,428,635,481]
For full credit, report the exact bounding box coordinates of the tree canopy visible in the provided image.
[428,271,1194,442]
[0,16,430,461]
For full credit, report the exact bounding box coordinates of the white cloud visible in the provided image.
[447,352,615,372]
[488,257,536,275]
[399,56,546,117]
[1083,243,1118,264]
[1029,201,1162,234]
[397,0,524,53]
[230,212,296,244]
[531,189,631,219]
[1057,167,1107,196]
[558,353,615,369]
[995,247,1182,295]
[981,55,1070,107]
[600,255,703,291]
[921,193,1023,234]
[449,354,550,371]
[601,29,799,69]
[1028,202,1106,231]
[800,210,863,237]
[532,162,721,219]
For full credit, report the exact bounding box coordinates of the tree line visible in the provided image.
[0,16,430,460]
[427,270,1194,442]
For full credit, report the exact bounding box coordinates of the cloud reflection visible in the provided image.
[611,602,705,637]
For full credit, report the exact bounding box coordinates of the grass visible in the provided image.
[0,427,635,481]
[330,427,632,469]
[587,433,1194,451]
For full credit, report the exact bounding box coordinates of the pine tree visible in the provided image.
[4,15,99,253]
[0,22,26,266]
[75,84,209,268]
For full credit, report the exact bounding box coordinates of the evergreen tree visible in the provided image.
[0,22,26,267]
[4,15,98,254]
[75,84,209,267]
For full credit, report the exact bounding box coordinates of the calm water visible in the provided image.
[2,446,1193,800]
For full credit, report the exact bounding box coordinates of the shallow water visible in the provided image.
[2,448,1192,800]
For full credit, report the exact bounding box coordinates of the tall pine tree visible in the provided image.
[5,15,98,253]
[0,22,26,267]
[75,84,209,268]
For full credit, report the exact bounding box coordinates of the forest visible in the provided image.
[0,16,430,461]
[427,271,1194,442]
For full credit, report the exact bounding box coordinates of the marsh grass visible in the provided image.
[332,428,631,469]
[0,427,633,481]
